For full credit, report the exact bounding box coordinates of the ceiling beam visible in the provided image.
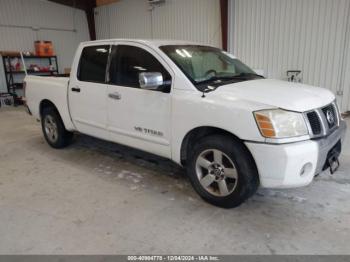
[48,0,96,40]
[220,0,228,51]
[48,0,90,10]
[96,0,120,7]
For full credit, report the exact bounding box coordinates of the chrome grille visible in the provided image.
[304,102,339,138]
[306,111,322,135]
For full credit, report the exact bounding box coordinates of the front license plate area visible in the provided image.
[328,155,339,174]
[324,140,341,174]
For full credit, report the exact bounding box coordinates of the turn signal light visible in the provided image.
[254,113,276,138]
[254,109,308,138]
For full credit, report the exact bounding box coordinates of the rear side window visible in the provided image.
[109,45,171,88]
[78,45,109,83]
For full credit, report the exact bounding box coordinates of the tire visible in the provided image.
[41,107,73,149]
[186,134,259,208]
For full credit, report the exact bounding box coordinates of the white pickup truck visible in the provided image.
[25,39,347,208]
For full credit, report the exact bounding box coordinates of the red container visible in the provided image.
[34,41,54,56]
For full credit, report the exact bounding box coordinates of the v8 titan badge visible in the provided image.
[135,126,164,137]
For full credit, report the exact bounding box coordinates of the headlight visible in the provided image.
[254,109,308,138]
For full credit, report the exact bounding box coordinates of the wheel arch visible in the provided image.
[39,99,70,129]
[39,99,58,117]
[180,126,251,166]
[39,98,75,131]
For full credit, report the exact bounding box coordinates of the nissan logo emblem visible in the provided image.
[326,110,335,125]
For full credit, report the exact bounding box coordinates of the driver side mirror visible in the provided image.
[139,72,164,90]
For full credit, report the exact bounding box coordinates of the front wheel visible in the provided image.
[187,135,259,208]
[41,107,73,148]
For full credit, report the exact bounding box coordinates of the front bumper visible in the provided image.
[245,120,347,188]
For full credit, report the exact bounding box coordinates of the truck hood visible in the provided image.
[215,79,335,112]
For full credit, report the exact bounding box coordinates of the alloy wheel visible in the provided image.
[195,149,238,197]
[44,115,58,143]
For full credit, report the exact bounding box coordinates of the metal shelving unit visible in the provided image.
[1,55,59,100]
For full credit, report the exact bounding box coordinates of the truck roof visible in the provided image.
[80,38,217,48]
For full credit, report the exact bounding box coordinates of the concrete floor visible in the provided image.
[0,107,349,255]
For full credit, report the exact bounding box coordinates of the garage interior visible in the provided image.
[0,0,350,255]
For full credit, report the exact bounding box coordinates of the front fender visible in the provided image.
[171,90,267,164]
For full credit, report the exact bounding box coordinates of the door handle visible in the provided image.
[108,92,121,100]
[71,87,81,93]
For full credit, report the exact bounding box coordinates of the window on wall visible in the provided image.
[78,45,110,83]
[109,45,171,89]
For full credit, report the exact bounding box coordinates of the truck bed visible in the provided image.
[25,75,75,131]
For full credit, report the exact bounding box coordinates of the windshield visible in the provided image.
[160,45,263,91]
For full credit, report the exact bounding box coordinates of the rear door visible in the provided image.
[68,44,110,139]
[106,43,173,158]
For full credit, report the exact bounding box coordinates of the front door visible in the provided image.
[106,43,173,158]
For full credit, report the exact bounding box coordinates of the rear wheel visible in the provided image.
[41,107,73,148]
[187,135,259,208]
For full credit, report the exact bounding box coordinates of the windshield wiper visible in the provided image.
[196,75,237,85]
[232,72,264,78]
[196,73,263,85]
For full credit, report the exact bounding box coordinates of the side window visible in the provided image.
[78,45,109,83]
[110,45,171,89]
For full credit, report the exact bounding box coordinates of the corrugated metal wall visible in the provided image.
[95,0,222,48]
[95,0,152,39]
[229,0,350,112]
[0,0,90,92]
[341,8,350,113]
